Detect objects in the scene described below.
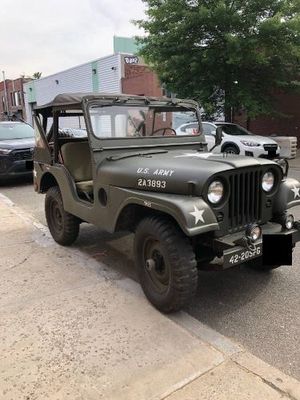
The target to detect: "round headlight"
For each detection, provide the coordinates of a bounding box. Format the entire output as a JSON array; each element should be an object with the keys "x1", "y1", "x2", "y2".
[
  {"x1": 208, "y1": 180, "x2": 224, "y2": 204},
  {"x1": 284, "y1": 214, "x2": 294, "y2": 230},
  {"x1": 262, "y1": 171, "x2": 275, "y2": 192}
]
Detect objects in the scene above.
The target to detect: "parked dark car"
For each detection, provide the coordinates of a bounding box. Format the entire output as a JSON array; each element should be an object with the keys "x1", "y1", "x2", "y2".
[{"x1": 0, "y1": 121, "x2": 35, "y2": 181}]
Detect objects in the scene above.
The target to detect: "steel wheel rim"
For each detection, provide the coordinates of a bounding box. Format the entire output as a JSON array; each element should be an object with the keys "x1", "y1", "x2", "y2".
[
  {"x1": 143, "y1": 238, "x2": 170, "y2": 294},
  {"x1": 50, "y1": 199, "x2": 63, "y2": 233}
]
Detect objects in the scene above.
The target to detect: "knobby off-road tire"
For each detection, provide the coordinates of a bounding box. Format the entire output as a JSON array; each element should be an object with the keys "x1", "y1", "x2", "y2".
[
  {"x1": 45, "y1": 186, "x2": 79, "y2": 246},
  {"x1": 134, "y1": 216, "x2": 198, "y2": 313}
]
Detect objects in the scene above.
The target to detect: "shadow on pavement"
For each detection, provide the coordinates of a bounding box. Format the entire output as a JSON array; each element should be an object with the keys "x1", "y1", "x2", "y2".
[
  {"x1": 0, "y1": 175, "x2": 33, "y2": 188},
  {"x1": 73, "y1": 223, "x2": 274, "y2": 322}
]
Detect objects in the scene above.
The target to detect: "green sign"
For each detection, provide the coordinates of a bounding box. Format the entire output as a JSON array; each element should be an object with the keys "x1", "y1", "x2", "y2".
[{"x1": 113, "y1": 36, "x2": 140, "y2": 54}]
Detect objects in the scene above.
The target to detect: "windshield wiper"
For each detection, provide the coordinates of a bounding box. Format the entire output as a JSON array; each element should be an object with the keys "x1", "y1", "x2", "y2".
[{"x1": 106, "y1": 149, "x2": 168, "y2": 161}]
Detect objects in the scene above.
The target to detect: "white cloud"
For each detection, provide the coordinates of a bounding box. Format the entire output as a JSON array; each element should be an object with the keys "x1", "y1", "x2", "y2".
[{"x1": 0, "y1": 0, "x2": 145, "y2": 79}]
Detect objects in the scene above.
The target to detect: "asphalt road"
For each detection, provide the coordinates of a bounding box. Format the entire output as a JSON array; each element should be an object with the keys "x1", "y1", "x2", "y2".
[{"x1": 1, "y1": 171, "x2": 300, "y2": 380}]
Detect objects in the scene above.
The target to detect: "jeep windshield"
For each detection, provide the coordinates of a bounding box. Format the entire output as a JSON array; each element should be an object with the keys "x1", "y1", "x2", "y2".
[{"x1": 89, "y1": 105, "x2": 200, "y2": 139}]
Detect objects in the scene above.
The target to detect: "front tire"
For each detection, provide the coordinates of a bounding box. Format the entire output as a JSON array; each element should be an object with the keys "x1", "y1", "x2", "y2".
[
  {"x1": 45, "y1": 186, "x2": 80, "y2": 246},
  {"x1": 134, "y1": 216, "x2": 198, "y2": 313}
]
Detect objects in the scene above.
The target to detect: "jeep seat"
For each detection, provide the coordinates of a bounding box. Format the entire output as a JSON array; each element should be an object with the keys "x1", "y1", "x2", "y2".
[{"x1": 60, "y1": 142, "x2": 93, "y2": 195}]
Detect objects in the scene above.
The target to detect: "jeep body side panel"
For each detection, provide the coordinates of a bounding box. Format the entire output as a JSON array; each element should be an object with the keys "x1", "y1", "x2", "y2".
[
  {"x1": 36, "y1": 162, "x2": 219, "y2": 235},
  {"x1": 35, "y1": 163, "x2": 95, "y2": 222}
]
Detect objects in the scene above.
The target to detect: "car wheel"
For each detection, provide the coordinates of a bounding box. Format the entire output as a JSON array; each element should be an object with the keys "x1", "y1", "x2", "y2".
[
  {"x1": 45, "y1": 186, "x2": 80, "y2": 246},
  {"x1": 134, "y1": 216, "x2": 198, "y2": 313},
  {"x1": 223, "y1": 145, "x2": 239, "y2": 155}
]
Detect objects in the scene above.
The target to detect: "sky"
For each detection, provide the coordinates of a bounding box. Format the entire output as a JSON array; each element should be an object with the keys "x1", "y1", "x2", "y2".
[{"x1": 0, "y1": 0, "x2": 146, "y2": 79}]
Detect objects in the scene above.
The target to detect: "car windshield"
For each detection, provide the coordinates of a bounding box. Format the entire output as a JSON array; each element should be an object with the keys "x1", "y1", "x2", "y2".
[
  {"x1": 217, "y1": 123, "x2": 250, "y2": 136},
  {"x1": 89, "y1": 105, "x2": 200, "y2": 138},
  {"x1": 0, "y1": 123, "x2": 34, "y2": 140}
]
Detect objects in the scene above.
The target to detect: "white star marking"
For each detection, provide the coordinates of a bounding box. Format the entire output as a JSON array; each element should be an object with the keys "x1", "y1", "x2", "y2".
[
  {"x1": 175, "y1": 153, "x2": 211, "y2": 159},
  {"x1": 291, "y1": 185, "x2": 300, "y2": 199},
  {"x1": 190, "y1": 206, "x2": 205, "y2": 225}
]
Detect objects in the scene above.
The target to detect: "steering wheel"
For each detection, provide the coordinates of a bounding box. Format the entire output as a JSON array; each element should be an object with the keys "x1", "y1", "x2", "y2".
[{"x1": 152, "y1": 127, "x2": 177, "y2": 136}]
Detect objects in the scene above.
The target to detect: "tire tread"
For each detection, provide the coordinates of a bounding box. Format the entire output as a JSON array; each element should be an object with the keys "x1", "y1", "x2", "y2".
[{"x1": 134, "y1": 216, "x2": 198, "y2": 313}]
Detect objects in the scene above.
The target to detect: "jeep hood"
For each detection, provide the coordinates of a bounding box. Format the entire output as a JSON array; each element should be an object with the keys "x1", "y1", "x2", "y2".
[{"x1": 99, "y1": 149, "x2": 277, "y2": 196}]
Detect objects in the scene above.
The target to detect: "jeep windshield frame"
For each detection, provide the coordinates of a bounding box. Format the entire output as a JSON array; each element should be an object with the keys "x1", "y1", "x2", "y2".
[
  {"x1": 34, "y1": 93, "x2": 207, "y2": 152},
  {"x1": 83, "y1": 98, "x2": 206, "y2": 151}
]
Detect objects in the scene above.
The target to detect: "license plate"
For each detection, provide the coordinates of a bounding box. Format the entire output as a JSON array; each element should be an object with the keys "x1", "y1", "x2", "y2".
[
  {"x1": 223, "y1": 242, "x2": 262, "y2": 268},
  {"x1": 26, "y1": 160, "x2": 33, "y2": 170}
]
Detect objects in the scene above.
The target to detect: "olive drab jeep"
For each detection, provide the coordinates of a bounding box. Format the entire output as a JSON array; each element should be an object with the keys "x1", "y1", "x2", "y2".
[{"x1": 33, "y1": 93, "x2": 300, "y2": 313}]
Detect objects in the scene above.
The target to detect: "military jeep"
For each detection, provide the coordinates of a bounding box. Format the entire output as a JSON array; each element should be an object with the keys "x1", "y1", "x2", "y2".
[{"x1": 33, "y1": 93, "x2": 300, "y2": 312}]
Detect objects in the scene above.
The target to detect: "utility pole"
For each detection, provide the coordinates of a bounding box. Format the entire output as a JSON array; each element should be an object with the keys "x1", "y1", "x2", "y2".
[{"x1": 2, "y1": 71, "x2": 9, "y2": 118}]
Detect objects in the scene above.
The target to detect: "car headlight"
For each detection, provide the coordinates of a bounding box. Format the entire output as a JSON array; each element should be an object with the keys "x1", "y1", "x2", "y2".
[
  {"x1": 240, "y1": 140, "x2": 260, "y2": 147},
  {"x1": 0, "y1": 148, "x2": 12, "y2": 155},
  {"x1": 262, "y1": 171, "x2": 275, "y2": 192},
  {"x1": 208, "y1": 180, "x2": 224, "y2": 204}
]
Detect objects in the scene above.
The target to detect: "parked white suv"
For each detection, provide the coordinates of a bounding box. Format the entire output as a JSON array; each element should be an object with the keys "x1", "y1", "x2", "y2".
[
  {"x1": 203, "y1": 122, "x2": 280, "y2": 158},
  {"x1": 176, "y1": 121, "x2": 280, "y2": 158}
]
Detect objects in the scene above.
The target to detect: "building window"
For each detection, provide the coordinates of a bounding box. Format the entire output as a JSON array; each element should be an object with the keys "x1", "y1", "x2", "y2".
[
  {"x1": 10, "y1": 92, "x2": 15, "y2": 106},
  {"x1": 14, "y1": 91, "x2": 21, "y2": 106}
]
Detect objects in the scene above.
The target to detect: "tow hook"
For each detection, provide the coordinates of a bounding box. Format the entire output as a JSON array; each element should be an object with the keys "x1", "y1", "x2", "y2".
[{"x1": 236, "y1": 236, "x2": 257, "y2": 252}]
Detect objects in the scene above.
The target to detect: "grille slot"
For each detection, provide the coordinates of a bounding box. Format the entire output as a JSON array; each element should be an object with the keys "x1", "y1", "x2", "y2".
[
  {"x1": 11, "y1": 149, "x2": 33, "y2": 161},
  {"x1": 228, "y1": 170, "x2": 262, "y2": 232},
  {"x1": 263, "y1": 144, "x2": 278, "y2": 151}
]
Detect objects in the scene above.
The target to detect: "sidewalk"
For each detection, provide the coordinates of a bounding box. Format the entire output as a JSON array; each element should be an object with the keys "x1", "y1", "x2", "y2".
[{"x1": 0, "y1": 194, "x2": 299, "y2": 400}]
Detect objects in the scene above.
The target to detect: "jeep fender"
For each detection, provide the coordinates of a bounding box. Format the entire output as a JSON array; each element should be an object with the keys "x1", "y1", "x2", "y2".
[
  {"x1": 111, "y1": 187, "x2": 219, "y2": 236},
  {"x1": 273, "y1": 178, "x2": 300, "y2": 214}
]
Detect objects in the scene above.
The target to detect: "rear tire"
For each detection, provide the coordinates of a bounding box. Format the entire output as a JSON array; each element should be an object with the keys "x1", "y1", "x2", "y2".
[
  {"x1": 134, "y1": 216, "x2": 198, "y2": 313},
  {"x1": 45, "y1": 186, "x2": 79, "y2": 246}
]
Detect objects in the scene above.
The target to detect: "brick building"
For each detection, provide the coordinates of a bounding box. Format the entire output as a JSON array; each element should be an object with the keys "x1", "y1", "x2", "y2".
[
  {"x1": 234, "y1": 90, "x2": 300, "y2": 143},
  {"x1": 122, "y1": 64, "x2": 163, "y2": 97},
  {"x1": 0, "y1": 77, "x2": 31, "y2": 121}
]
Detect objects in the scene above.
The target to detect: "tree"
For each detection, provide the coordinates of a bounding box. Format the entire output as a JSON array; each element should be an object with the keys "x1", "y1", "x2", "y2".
[
  {"x1": 32, "y1": 72, "x2": 42, "y2": 79},
  {"x1": 136, "y1": 0, "x2": 300, "y2": 120}
]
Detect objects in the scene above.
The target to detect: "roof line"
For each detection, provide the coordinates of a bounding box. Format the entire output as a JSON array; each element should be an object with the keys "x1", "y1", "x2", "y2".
[{"x1": 24, "y1": 53, "x2": 120, "y2": 84}]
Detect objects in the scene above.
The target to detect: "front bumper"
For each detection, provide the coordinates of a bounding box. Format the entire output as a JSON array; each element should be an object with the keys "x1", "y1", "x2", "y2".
[
  {"x1": 243, "y1": 147, "x2": 279, "y2": 159},
  {"x1": 210, "y1": 222, "x2": 300, "y2": 269},
  {"x1": 0, "y1": 158, "x2": 33, "y2": 179}
]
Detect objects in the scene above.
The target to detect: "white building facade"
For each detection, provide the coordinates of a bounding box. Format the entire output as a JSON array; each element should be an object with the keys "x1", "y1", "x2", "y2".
[{"x1": 23, "y1": 53, "x2": 134, "y2": 124}]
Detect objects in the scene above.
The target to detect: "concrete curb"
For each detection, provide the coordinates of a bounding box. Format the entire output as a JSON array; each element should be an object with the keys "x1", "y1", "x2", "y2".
[
  {"x1": 0, "y1": 192, "x2": 299, "y2": 399},
  {"x1": 171, "y1": 312, "x2": 300, "y2": 400}
]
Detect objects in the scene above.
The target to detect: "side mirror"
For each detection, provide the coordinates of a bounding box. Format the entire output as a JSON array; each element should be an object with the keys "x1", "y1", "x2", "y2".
[
  {"x1": 215, "y1": 126, "x2": 223, "y2": 147},
  {"x1": 209, "y1": 126, "x2": 223, "y2": 152}
]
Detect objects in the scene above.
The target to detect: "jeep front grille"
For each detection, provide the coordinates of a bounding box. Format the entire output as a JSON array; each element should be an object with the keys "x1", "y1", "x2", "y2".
[{"x1": 228, "y1": 170, "x2": 263, "y2": 232}]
